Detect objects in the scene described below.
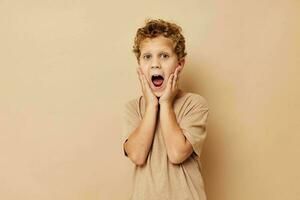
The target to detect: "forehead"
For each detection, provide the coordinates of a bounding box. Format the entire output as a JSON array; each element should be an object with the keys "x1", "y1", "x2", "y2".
[{"x1": 140, "y1": 35, "x2": 175, "y2": 53}]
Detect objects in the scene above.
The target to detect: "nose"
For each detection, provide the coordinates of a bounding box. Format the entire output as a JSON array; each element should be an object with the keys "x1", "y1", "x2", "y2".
[
  {"x1": 150, "y1": 56, "x2": 161, "y2": 69},
  {"x1": 151, "y1": 65, "x2": 161, "y2": 69}
]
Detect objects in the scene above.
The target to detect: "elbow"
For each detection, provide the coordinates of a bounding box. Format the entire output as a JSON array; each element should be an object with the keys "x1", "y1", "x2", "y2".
[
  {"x1": 124, "y1": 142, "x2": 147, "y2": 166},
  {"x1": 169, "y1": 142, "x2": 194, "y2": 164},
  {"x1": 168, "y1": 153, "x2": 184, "y2": 165},
  {"x1": 132, "y1": 155, "x2": 147, "y2": 166},
  {"x1": 169, "y1": 157, "x2": 184, "y2": 165},
  {"x1": 129, "y1": 152, "x2": 147, "y2": 166},
  {"x1": 168, "y1": 150, "x2": 191, "y2": 165},
  {"x1": 134, "y1": 158, "x2": 146, "y2": 166}
]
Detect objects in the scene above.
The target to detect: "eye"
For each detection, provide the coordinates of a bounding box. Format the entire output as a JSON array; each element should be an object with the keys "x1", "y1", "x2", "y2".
[
  {"x1": 160, "y1": 53, "x2": 169, "y2": 59},
  {"x1": 143, "y1": 54, "x2": 151, "y2": 60}
]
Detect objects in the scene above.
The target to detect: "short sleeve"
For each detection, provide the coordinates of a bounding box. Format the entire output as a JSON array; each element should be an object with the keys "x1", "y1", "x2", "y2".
[
  {"x1": 121, "y1": 100, "x2": 141, "y2": 157},
  {"x1": 179, "y1": 96, "x2": 209, "y2": 158}
]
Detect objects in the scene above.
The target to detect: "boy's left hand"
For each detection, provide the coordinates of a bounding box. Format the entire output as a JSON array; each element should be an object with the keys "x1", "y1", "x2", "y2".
[{"x1": 159, "y1": 66, "x2": 183, "y2": 105}]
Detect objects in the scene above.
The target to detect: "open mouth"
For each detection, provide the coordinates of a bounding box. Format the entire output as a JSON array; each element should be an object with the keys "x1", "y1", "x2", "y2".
[{"x1": 151, "y1": 74, "x2": 164, "y2": 88}]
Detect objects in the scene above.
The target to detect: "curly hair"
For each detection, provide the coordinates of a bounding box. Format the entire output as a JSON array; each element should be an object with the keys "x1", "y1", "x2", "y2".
[{"x1": 132, "y1": 18, "x2": 187, "y2": 63}]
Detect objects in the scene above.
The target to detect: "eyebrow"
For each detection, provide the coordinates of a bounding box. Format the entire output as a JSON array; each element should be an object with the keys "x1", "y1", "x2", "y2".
[{"x1": 141, "y1": 50, "x2": 171, "y2": 56}]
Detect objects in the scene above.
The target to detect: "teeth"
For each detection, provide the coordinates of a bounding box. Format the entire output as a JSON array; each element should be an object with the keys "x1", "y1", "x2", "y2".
[
  {"x1": 152, "y1": 74, "x2": 163, "y2": 78},
  {"x1": 151, "y1": 74, "x2": 164, "y2": 81}
]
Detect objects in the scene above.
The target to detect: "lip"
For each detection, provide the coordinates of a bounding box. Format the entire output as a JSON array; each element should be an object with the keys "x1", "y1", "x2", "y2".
[
  {"x1": 152, "y1": 82, "x2": 164, "y2": 90},
  {"x1": 150, "y1": 73, "x2": 164, "y2": 79}
]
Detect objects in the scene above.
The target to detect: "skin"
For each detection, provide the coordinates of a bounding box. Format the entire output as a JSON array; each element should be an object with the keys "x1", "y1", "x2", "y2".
[
  {"x1": 138, "y1": 35, "x2": 184, "y2": 100},
  {"x1": 124, "y1": 35, "x2": 194, "y2": 165}
]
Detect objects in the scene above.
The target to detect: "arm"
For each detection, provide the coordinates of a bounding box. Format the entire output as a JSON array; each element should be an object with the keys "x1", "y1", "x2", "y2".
[
  {"x1": 124, "y1": 104, "x2": 158, "y2": 166},
  {"x1": 158, "y1": 65, "x2": 193, "y2": 164},
  {"x1": 124, "y1": 67, "x2": 160, "y2": 166},
  {"x1": 160, "y1": 102, "x2": 193, "y2": 164}
]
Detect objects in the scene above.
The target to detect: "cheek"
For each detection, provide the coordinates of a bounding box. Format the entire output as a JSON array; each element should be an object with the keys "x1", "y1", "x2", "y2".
[
  {"x1": 140, "y1": 68, "x2": 151, "y2": 82},
  {"x1": 139, "y1": 64, "x2": 148, "y2": 72},
  {"x1": 171, "y1": 65, "x2": 179, "y2": 73},
  {"x1": 138, "y1": 66, "x2": 147, "y2": 75},
  {"x1": 165, "y1": 69, "x2": 174, "y2": 78},
  {"x1": 165, "y1": 64, "x2": 178, "y2": 74}
]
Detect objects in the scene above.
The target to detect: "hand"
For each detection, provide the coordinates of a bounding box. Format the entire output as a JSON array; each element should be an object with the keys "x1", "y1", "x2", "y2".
[
  {"x1": 159, "y1": 66, "x2": 183, "y2": 105},
  {"x1": 136, "y1": 67, "x2": 159, "y2": 108}
]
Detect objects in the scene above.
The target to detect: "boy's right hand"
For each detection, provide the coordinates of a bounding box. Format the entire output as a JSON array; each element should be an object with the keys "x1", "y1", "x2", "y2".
[{"x1": 137, "y1": 67, "x2": 159, "y2": 108}]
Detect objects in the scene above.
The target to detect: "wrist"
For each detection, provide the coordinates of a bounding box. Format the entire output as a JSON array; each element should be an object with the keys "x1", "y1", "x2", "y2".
[
  {"x1": 159, "y1": 101, "x2": 173, "y2": 109},
  {"x1": 146, "y1": 103, "x2": 159, "y2": 112}
]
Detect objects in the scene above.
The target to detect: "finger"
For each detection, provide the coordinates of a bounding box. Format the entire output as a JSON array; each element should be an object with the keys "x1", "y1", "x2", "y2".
[
  {"x1": 176, "y1": 67, "x2": 182, "y2": 88},
  {"x1": 136, "y1": 68, "x2": 141, "y2": 84},
  {"x1": 173, "y1": 68, "x2": 179, "y2": 89},
  {"x1": 138, "y1": 68, "x2": 155, "y2": 96},
  {"x1": 168, "y1": 73, "x2": 174, "y2": 90},
  {"x1": 140, "y1": 73, "x2": 153, "y2": 95},
  {"x1": 136, "y1": 68, "x2": 142, "y2": 84},
  {"x1": 142, "y1": 74, "x2": 151, "y2": 90},
  {"x1": 136, "y1": 68, "x2": 144, "y2": 91},
  {"x1": 173, "y1": 67, "x2": 181, "y2": 89},
  {"x1": 175, "y1": 74, "x2": 179, "y2": 89},
  {"x1": 172, "y1": 75, "x2": 177, "y2": 90}
]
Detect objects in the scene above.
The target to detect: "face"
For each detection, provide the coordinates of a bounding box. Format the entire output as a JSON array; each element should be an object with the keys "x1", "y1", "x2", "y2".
[{"x1": 138, "y1": 35, "x2": 185, "y2": 97}]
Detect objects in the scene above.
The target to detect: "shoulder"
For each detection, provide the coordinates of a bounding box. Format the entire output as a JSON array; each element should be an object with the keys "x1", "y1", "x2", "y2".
[
  {"x1": 123, "y1": 95, "x2": 143, "y2": 113},
  {"x1": 185, "y1": 92, "x2": 209, "y2": 110}
]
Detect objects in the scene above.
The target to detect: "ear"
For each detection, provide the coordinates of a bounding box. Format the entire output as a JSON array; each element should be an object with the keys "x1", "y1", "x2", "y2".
[{"x1": 178, "y1": 57, "x2": 185, "y2": 69}]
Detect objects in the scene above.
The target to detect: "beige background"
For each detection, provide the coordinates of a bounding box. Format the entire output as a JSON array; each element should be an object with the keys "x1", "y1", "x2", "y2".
[{"x1": 0, "y1": 0, "x2": 299, "y2": 199}]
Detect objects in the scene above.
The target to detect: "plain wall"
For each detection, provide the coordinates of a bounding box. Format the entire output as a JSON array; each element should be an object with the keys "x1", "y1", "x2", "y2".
[{"x1": 0, "y1": 0, "x2": 299, "y2": 199}]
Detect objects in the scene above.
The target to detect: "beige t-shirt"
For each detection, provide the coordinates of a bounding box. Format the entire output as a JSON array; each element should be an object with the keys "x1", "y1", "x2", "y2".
[{"x1": 121, "y1": 92, "x2": 209, "y2": 200}]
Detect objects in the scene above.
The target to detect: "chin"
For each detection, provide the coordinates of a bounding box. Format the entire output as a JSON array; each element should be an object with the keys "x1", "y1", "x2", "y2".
[
  {"x1": 152, "y1": 83, "x2": 166, "y2": 97},
  {"x1": 153, "y1": 91, "x2": 163, "y2": 97}
]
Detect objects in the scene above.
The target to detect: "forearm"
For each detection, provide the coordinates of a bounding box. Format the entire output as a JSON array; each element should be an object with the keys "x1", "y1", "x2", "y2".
[
  {"x1": 125, "y1": 105, "x2": 158, "y2": 165},
  {"x1": 159, "y1": 103, "x2": 189, "y2": 163}
]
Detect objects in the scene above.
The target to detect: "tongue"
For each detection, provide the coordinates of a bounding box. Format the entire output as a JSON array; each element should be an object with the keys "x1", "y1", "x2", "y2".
[{"x1": 153, "y1": 79, "x2": 163, "y2": 87}]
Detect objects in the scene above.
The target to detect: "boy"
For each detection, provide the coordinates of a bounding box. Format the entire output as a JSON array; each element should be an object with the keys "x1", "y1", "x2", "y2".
[{"x1": 122, "y1": 18, "x2": 209, "y2": 200}]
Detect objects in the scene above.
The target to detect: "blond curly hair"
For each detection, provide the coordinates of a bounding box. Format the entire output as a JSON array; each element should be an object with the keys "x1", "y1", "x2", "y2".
[{"x1": 132, "y1": 18, "x2": 187, "y2": 63}]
